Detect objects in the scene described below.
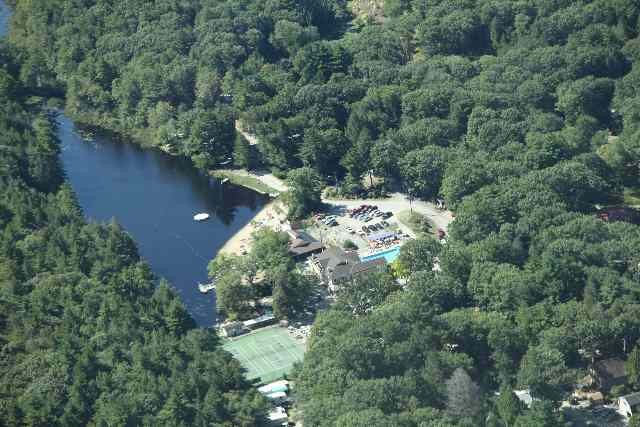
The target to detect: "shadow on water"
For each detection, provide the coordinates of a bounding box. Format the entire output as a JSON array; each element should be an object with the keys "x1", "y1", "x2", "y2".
[
  {"x1": 56, "y1": 113, "x2": 268, "y2": 327},
  {"x1": 0, "y1": 0, "x2": 266, "y2": 327}
]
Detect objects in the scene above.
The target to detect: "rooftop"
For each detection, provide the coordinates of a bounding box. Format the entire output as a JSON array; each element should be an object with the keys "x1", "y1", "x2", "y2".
[
  {"x1": 330, "y1": 258, "x2": 386, "y2": 281},
  {"x1": 594, "y1": 358, "x2": 627, "y2": 380},
  {"x1": 314, "y1": 247, "x2": 360, "y2": 270},
  {"x1": 288, "y1": 230, "x2": 325, "y2": 257},
  {"x1": 621, "y1": 392, "x2": 640, "y2": 407}
]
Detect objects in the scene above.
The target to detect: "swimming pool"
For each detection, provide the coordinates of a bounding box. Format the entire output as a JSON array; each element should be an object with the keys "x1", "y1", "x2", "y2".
[{"x1": 361, "y1": 246, "x2": 401, "y2": 263}]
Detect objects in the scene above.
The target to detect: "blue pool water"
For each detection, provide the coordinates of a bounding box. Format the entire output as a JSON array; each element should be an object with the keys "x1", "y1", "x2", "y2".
[{"x1": 361, "y1": 246, "x2": 401, "y2": 263}]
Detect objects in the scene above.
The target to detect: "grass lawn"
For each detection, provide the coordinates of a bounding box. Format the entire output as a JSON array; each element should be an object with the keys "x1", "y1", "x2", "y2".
[
  {"x1": 396, "y1": 210, "x2": 433, "y2": 235},
  {"x1": 223, "y1": 326, "x2": 305, "y2": 384},
  {"x1": 211, "y1": 170, "x2": 279, "y2": 195},
  {"x1": 623, "y1": 187, "x2": 640, "y2": 207}
]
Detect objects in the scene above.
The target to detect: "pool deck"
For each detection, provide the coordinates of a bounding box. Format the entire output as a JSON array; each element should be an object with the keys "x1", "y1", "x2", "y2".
[{"x1": 360, "y1": 245, "x2": 401, "y2": 263}]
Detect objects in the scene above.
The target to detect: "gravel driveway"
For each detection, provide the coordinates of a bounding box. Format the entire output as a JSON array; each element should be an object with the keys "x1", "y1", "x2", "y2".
[
  {"x1": 322, "y1": 192, "x2": 454, "y2": 236},
  {"x1": 220, "y1": 168, "x2": 455, "y2": 236}
]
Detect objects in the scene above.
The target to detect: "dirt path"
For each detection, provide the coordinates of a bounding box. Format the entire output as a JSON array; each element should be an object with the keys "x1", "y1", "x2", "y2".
[
  {"x1": 216, "y1": 170, "x2": 453, "y2": 233},
  {"x1": 220, "y1": 168, "x2": 289, "y2": 194},
  {"x1": 235, "y1": 120, "x2": 261, "y2": 146}
]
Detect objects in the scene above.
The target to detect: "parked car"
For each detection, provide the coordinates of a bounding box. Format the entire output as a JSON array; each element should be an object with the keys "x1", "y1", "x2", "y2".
[
  {"x1": 382, "y1": 212, "x2": 393, "y2": 219},
  {"x1": 363, "y1": 216, "x2": 373, "y2": 222},
  {"x1": 323, "y1": 215, "x2": 337, "y2": 224},
  {"x1": 381, "y1": 220, "x2": 389, "y2": 227},
  {"x1": 437, "y1": 228, "x2": 446, "y2": 240},
  {"x1": 374, "y1": 210, "x2": 384, "y2": 217},
  {"x1": 362, "y1": 225, "x2": 368, "y2": 232},
  {"x1": 345, "y1": 226, "x2": 355, "y2": 233}
]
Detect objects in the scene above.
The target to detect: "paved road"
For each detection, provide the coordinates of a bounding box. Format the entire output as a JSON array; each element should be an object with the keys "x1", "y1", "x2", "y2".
[
  {"x1": 223, "y1": 169, "x2": 454, "y2": 235},
  {"x1": 323, "y1": 192, "x2": 454, "y2": 235},
  {"x1": 219, "y1": 168, "x2": 289, "y2": 193},
  {"x1": 231, "y1": 125, "x2": 454, "y2": 233}
]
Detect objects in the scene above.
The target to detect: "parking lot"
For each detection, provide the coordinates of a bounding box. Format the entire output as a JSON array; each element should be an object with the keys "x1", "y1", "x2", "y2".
[{"x1": 308, "y1": 204, "x2": 412, "y2": 255}]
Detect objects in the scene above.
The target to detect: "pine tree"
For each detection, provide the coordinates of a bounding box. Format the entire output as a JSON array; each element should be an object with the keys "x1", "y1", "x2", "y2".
[
  {"x1": 627, "y1": 344, "x2": 640, "y2": 389},
  {"x1": 446, "y1": 368, "x2": 482, "y2": 419},
  {"x1": 233, "y1": 134, "x2": 252, "y2": 169},
  {"x1": 496, "y1": 385, "x2": 523, "y2": 426}
]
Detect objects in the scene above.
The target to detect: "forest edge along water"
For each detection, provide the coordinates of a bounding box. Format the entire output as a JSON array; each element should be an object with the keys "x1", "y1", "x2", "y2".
[
  {"x1": 0, "y1": 3, "x2": 268, "y2": 327},
  {"x1": 57, "y1": 116, "x2": 268, "y2": 327}
]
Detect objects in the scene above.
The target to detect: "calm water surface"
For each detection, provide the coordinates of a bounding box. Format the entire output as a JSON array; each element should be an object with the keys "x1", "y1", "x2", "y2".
[
  {"x1": 0, "y1": 1, "x2": 9, "y2": 37},
  {"x1": 0, "y1": 0, "x2": 264, "y2": 327},
  {"x1": 58, "y1": 117, "x2": 267, "y2": 327}
]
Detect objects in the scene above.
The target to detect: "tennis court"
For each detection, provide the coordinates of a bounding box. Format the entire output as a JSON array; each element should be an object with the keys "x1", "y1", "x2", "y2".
[{"x1": 223, "y1": 326, "x2": 306, "y2": 384}]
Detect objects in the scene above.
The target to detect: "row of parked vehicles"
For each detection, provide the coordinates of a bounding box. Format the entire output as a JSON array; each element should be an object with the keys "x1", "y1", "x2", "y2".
[
  {"x1": 362, "y1": 221, "x2": 389, "y2": 233},
  {"x1": 314, "y1": 213, "x2": 339, "y2": 226},
  {"x1": 349, "y1": 205, "x2": 392, "y2": 222},
  {"x1": 342, "y1": 221, "x2": 389, "y2": 235}
]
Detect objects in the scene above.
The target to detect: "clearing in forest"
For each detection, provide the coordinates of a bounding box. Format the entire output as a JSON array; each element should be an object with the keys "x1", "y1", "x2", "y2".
[{"x1": 223, "y1": 326, "x2": 305, "y2": 384}]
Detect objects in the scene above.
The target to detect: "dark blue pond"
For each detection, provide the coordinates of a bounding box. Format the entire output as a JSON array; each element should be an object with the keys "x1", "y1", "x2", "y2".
[
  {"x1": 57, "y1": 116, "x2": 267, "y2": 327},
  {"x1": 1, "y1": 0, "x2": 265, "y2": 327}
]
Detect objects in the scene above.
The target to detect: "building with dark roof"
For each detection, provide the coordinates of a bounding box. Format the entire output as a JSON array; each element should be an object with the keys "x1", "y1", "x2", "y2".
[
  {"x1": 590, "y1": 358, "x2": 627, "y2": 391},
  {"x1": 311, "y1": 247, "x2": 387, "y2": 292},
  {"x1": 287, "y1": 230, "x2": 325, "y2": 259},
  {"x1": 597, "y1": 207, "x2": 640, "y2": 224}
]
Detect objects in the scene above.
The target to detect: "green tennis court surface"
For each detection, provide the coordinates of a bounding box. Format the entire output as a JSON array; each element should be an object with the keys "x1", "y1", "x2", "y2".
[{"x1": 223, "y1": 326, "x2": 306, "y2": 384}]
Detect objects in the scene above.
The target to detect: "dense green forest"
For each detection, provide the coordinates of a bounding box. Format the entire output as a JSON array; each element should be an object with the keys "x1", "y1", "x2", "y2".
[
  {"x1": 0, "y1": 42, "x2": 266, "y2": 426},
  {"x1": 7, "y1": 0, "x2": 640, "y2": 425}
]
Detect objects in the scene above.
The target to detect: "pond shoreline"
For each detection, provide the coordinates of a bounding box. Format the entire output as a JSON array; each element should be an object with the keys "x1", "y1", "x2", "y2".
[{"x1": 56, "y1": 112, "x2": 269, "y2": 327}]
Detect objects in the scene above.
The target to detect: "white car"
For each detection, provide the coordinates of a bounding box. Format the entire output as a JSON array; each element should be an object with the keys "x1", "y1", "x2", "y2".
[
  {"x1": 345, "y1": 226, "x2": 355, "y2": 233},
  {"x1": 322, "y1": 215, "x2": 337, "y2": 224}
]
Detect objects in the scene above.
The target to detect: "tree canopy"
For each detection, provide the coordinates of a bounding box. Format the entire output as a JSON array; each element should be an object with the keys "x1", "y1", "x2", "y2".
[
  {"x1": 0, "y1": 41, "x2": 266, "y2": 426},
  {"x1": 7, "y1": 0, "x2": 640, "y2": 425}
]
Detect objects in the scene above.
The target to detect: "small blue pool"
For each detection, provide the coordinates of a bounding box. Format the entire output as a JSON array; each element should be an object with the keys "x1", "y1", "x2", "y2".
[{"x1": 361, "y1": 246, "x2": 401, "y2": 263}]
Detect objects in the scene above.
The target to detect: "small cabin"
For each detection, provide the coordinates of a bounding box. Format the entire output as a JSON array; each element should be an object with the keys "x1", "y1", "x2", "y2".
[
  {"x1": 589, "y1": 358, "x2": 627, "y2": 391},
  {"x1": 219, "y1": 321, "x2": 245, "y2": 338}
]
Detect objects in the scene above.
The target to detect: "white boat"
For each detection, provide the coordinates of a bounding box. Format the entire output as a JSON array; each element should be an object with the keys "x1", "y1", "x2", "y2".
[
  {"x1": 198, "y1": 282, "x2": 216, "y2": 293},
  {"x1": 193, "y1": 213, "x2": 210, "y2": 221},
  {"x1": 221, "y1": 178, "x2": 230, "y2": 184}
]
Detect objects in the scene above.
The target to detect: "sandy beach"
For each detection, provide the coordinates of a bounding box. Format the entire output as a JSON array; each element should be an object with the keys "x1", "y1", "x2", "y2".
[{"x1": 217, "y1": 200, "x2": 288, "y2": 256}]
